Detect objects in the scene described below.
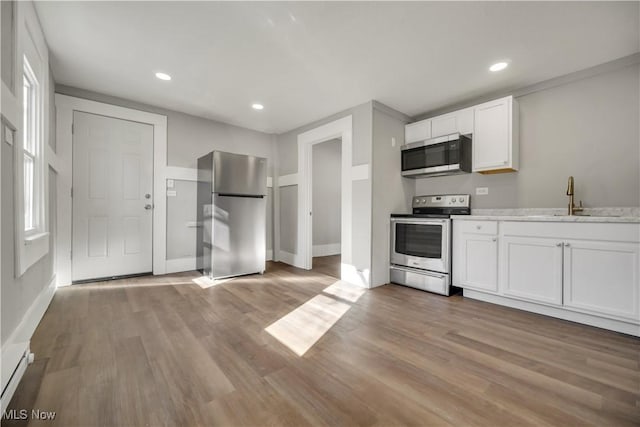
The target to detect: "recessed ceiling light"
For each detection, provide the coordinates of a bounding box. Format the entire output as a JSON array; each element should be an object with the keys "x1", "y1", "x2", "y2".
[
  {"x1": 489, "y1": 62, "x2": 509, "y2": 72},
  {"x1": 155, "y1": 72, "x2": 171, "y2": 81},
  {"x1": 252, "y1": 103, "x2": 264, "y2": 110}
]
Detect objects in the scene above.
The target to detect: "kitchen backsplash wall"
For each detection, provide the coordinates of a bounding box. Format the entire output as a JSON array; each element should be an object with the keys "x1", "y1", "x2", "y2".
[{"x1": 414, "y1": 62, "x2": 639, "y2": 208}]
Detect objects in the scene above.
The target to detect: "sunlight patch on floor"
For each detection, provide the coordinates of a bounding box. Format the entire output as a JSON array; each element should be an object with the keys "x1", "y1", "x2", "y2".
[
  {"x1": 192, "y1": 276, "x2": 235, "y2": 289},
  {"x1": 265, "y1": 294, "x2": 351, "y2": 356},
  {"x1": 322, "y1": 280, "x2": 366, "y2": 303},
  {"x1": 265, "y1": 280, "x2": 367, "y2": 356}
]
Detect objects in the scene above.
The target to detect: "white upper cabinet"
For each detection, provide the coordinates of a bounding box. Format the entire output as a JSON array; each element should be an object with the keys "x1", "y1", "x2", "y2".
[
  {"x1": 431, "y1": 108, "x2": 474, "y2": 138},
  {"x1": 473, "y1": 96, "x2": 519, "y2": 173},
  {"x1": 405, "y1": 119, "x2": 431, "y2": 144}
]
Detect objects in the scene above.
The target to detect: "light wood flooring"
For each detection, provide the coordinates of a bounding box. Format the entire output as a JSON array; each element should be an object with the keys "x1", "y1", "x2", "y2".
[
  {"x1": 312, "y1": 255, "x2": 341, "y2": 279},
  {"x1": 4, "y1": 261, "x2": 639, "y2": 426}
]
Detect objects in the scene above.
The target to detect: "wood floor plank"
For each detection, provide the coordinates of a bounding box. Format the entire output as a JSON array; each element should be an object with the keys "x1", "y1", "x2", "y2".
[{"x1": 4, "y1": 260, "x2": 639, "y2": 426}]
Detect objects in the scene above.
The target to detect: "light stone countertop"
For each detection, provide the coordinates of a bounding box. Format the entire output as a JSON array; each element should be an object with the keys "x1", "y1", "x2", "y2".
[{"x1": 451, "y1": 207, "x2": 640, "y2": 223}]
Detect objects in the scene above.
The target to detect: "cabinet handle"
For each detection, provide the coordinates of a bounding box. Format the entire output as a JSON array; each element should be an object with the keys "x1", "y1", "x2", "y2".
[
  {"x1": 556, "y1": 243, "x2": 562, "y2": 247},
  {"x1": 476, "y1": 225, "x2": 482, "y2": 230},
  {"x1": 564, "y1": 242, "x2": 570, "y2": 247},
  {"x1": 492, "y1": 237, "x2": 497, "y2": 242}
]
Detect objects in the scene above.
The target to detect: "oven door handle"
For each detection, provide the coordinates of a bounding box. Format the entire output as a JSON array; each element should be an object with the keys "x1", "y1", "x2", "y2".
[{"x1": 391, "y1": 218, "x2": 448, "y2": 225}]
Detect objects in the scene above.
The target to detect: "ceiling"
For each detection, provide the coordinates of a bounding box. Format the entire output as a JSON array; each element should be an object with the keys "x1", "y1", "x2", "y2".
[{"x1": 35, "y1": 1, "x2": 639, "y2": 134}]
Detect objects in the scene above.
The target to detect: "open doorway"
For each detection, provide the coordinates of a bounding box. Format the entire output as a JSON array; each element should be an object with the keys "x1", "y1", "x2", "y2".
[{"x1": 311, "y1": 138, "x2": 342, "y2": 279}]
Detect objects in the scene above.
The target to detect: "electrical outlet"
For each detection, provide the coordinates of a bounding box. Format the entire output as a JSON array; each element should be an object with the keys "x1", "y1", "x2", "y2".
[{"x1": 476, "y1": 187, "x2": 489, "y2": 195}]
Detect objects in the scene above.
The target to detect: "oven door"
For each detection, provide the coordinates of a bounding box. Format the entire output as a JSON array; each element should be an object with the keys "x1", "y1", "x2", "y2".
[{"x1": 390, "y1": 218, "x2": 450, "y2": 273}]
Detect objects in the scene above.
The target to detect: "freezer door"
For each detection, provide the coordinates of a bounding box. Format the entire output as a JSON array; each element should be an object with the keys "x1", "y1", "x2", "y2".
[
  {"x1": 213, "y1": 151, "x2": 267, "y2": 196},
  {"x1": 210, "y1": 194, "x2": 266, "y2": 279}
]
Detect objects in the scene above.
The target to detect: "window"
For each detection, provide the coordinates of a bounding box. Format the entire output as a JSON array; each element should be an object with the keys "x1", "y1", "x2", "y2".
[{"x1": 22, "y1": 56, "x2": 39, "y2": 233}]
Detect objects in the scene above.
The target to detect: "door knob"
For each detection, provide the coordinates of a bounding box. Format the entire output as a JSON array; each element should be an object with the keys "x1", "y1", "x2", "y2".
[
  {"x1": 144, "y1": 204, "x2": 153, "y2": 210},
  {"x1": 145, "y1": 193, "x2": 151, "y2": 199}
]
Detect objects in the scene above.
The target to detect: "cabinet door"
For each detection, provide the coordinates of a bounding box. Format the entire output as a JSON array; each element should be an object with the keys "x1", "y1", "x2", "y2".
[
  {"x1": 405, "y1": 119, "x2": 431, "y2": 143},
  {"x1": 501, "y1": 236, "x2": 563, "y2": 305},
  {"x1": 563, "y1": 240, "x2": 639, "y2": 323},
  {"x1": 454, "y1": 233, "x2": 498, "y2": 292},
  {"x1": 457, "y1": 108, "x2": 474, "y2": 135},
  {"x1": 473, "y1": 97, "x2": 511, "y2": 171},
  {"x1": 431, "y1": 114, "x2": 457, "y2": 138}
]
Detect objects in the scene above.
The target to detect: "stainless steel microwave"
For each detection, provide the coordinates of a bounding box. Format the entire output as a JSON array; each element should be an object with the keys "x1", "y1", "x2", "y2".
[{"x1": 401, "y1": 133, "x2": 472, "y2": 178}]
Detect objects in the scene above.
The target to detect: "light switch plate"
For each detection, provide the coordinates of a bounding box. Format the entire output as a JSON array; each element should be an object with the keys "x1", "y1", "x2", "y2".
[
  {"x1": 167, "y1": 190, "x2": 177, "y2": 197},
  {"x1": 4, "y1": 126, "x2": 14, "y2": 146},
  {"x1": 476, "y1": 187, "x2": 489, "y2": 195},
  {"x1": 167, "y1": 179, "x2": 174, "y2": 188}
]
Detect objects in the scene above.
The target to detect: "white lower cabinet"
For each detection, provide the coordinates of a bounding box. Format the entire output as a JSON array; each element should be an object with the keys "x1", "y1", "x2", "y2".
[
  {"x1": 563, "y1": 240, "x2": 639, "y2": 322},
  {"x1": 501, "y1": 236, "x2": 563, "y2": 306},
  {"x1": 453, "y1": 223, "x2": 498, "y2": 292},
  {"x1": 453, "y1": 219, "x2": 640, "y2": 334}
]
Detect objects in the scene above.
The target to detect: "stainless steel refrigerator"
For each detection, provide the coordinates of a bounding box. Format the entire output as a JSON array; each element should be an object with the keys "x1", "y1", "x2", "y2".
[{"x1": 197, "y1": 151, "x2": 267, "y2": 279}]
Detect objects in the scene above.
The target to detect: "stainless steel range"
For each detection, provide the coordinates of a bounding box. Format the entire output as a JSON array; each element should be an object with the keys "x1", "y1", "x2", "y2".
[{"x1": 390, "y1": 194, "x2": 470, "y2": 295}]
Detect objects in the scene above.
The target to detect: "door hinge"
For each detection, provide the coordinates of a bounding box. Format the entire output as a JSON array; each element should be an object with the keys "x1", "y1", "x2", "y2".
[
  {"x1": 70, "y1": 187, "x2": 73, "y2": 197},
  {"x1": 71, "y1": 123, "x2": 74, "y2": 134}
]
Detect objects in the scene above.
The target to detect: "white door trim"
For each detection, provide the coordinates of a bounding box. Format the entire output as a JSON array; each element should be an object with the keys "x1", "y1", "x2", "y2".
[
  {"x1": 297, "y1": 116, "x2": 352, "y2": 271},
  {"x1": 55, "y1": 94, "x2": 168, "y2": 286}
]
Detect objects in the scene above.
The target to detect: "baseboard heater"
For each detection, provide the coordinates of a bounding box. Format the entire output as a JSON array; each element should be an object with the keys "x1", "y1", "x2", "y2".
[{"x1": 1, "y1": 348, "x2": 34, "y2": 413}]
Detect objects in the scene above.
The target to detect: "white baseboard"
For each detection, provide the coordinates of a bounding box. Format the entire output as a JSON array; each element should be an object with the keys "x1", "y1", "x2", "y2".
[
  {"x1": 165, "y1": 256, "x2": 197, "y2": 274},
  {"x1": 278, "y1": 250, "x2": 306, "y2": 269},
  {"x1": 312, "y1": 243, "x2": 341, "y2": 257},
  {"x1": 266, "y1": 249, "x2": 273, "y2": 261},
  {"x1": 1, "y1": 275, "x2": 56, "y2": 412},
  {"x1": 464, "y1": 289, "x2": 640, "y2": 337}
]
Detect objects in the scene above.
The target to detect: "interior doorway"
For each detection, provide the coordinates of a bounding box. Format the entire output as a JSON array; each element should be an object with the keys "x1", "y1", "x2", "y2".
[{"x1": 311, "y1": 138, "x2": 342, "y2": 279}]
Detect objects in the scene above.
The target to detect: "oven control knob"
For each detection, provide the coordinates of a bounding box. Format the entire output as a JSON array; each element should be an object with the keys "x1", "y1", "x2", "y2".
[
  {"x1": 421, "y1": 199, "x2": 426, "y2": 203},
  {"x1": 459, "y1": 197, "x2": 464, "y2": 202}
]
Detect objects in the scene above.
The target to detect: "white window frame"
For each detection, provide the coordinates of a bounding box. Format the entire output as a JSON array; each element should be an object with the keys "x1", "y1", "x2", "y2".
[{"x1": 14, "y1": 4, "x2": 49, "y2": 276}]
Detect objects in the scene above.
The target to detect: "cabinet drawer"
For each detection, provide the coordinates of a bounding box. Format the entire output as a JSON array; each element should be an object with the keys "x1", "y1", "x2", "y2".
[{"x1": 458, "y1": 220, "x2": 498, "y2": 235}]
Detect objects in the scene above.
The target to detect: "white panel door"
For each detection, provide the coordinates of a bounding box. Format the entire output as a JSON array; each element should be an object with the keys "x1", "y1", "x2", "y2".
[
  {"x1": 473, "y1": 98, "x2": 510, "y2": 171},
  {"x1": 563, "y1": 240, "x2": 639, "y2": 323},
  {"x1": 501, "y1": 236, "x2": 563, "y2": 306},
  {"x1": 454, "y1": 233, "x2": 499, "y2": 292},
  {"x1": 72, "y1": 111, "x2": 153, "y2": 281}
]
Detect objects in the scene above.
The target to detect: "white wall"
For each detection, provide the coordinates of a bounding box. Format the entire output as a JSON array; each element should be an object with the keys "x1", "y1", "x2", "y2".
[
  {"x1": 275, "y1": 102, "x2": 373, "y2": 285},
  {"x1": 414, "y1": 61, "x2": 640, "y2": 209},
  {"x1": 1, "y1": 0, "x2": 57, "y2": 406},
  {"x1": 370, "y1": 107, "x2": 412, "y2": 287},
  {"x1": 312, "y1": 139, "x2": 341, "y2": 254},
  {"x1": 55, "y1": 85, "x2": 277, "y2": 265}
]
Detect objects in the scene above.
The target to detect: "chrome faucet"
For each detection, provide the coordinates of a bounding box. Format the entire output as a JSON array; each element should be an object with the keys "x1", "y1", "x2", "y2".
[{"x1": 566, "y1": 176, "x2": 583, "y2": 216}]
